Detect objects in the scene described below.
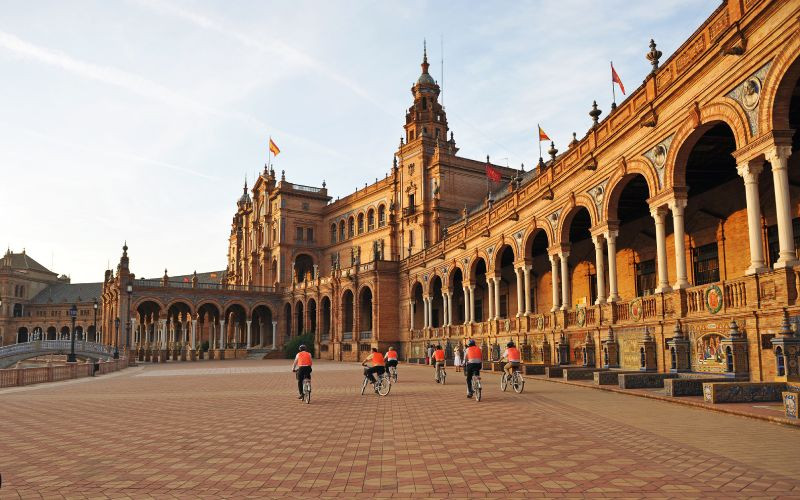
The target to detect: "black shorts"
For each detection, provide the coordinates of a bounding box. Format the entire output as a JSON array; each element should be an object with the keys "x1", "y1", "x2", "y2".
[{"x1": 386, "y1": 359, "x2": 398, "y2": 368}]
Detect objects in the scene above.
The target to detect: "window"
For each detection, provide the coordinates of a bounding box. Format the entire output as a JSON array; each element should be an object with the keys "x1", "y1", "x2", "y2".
[
  {"x1": 499, "y1": 295, "x2": 507, "y2": 318},
  {"x1": 330, "y1": 224, "x2": 337, "y2": 244},
  {"x1": 378, "y1": 205, "x2": 386, "y2": 227},
  {"x1": 357, "y1": 213, "x2": 364, "y2": 234},
  {"x1": 409, "y1": 230, "x2": 414, "y2": 248},
  {"x1": 367, "y1": 210, "x2": 375, "y2": 231},
  {"x1": 306, "y1": 228, "x2": 313, "y2": 242},
  {"x1": 693, "y1": 243, "x2": 720, "y2": 286},
  {"x1": 588, "y1": 273, "x2": 597, "y2": 304},
  {"x1": 339, "y1": 221, "x2": 345, "y2": 241},
  {"x1": 296, "y1": 227, "x2": 304, "y2": 241},
  {"x1": 635, "y1": 259, "x2": 656, "y2": 296},
  {"x1": 408, "y1": 193, "x2": 415, "y2": 213},
  {"x1": 342, "y1": 343, "x2": 352, "y2": 352},
  {"x1": 767, "y1": 218, "x2": 800, "y2": 266},
  {"x1": 348, "y1": 217, "x2": 355, "y2": 238}
]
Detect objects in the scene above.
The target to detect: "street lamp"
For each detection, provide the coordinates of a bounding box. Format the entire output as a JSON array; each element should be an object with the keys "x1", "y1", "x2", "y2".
[
  {"x1": 113, "y1": 317, "x2": 120, "y2": 359},
  {"x1": 67, "y1": 304, "x2": 78, "y2": 363},
  {"x1": 92, "y1": 298, "x2": 98, "y2": 343},
  {"x1": 126, "y1": 284, "x2": 133, "y2": 357}
]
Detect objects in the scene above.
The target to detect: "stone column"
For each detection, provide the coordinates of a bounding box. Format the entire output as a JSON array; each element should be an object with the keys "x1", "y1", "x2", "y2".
[
  {"x1": 446, "y1": 292, "x2": 453, "y2": 326},
  {"x1": 560, "y1": 250, "x2": 570, "y2": 310},
  {"x1": 409, "y1": 300, "x2": 415, "y2": 330},
  {"x1": 605, "y1": 230, "x2": 620, "y2": 301},
  {"x1": 246, "y1": 320, "x2": 252, "y2": 348},
  {"x1": 486, "y1": 277, "x2": 495, "y2": 320},
  {"x1": 271, "y1": 320, "x2": 277, "y2": 348},
  {"x1": 494, "y1": 276, "x2": 501, "y2": 319},
  {"x1": 219, "y1": 319, "x2": 226, "y2": 349},
  {"x1": 549, "y1": 254, "x2": 560, "y2": 311},
  {"x1": 468, "y1": 285, "x2": 476, "y2": 323},
  {"x1": 767, "y1": 146, "x2": 798, "y2": 268},
  {"x1": 190, "y1": 319, "x2": 196, "y2": 350},
  {"x1": 523, "y1": 265, "x2": 532, "y2": 315},
  {"x1": 737, "y1": 161, "x2": 768, "y2": 274},
  {"x1": 592, "y1": 235, "x2": 606, "y2": 304},
  {"x1": 463, "y1": 286, "x2": 470, "y2": 323},
  {"x1": 515, "y1": 267, "x2": 524, "y2": 317},
  {"x1": 441, "y1": 292, "x2": 449, "y2": 326},
  {"x1": 160, "y1": 319, "x2": 167, "y2": 346},
  {"x1": 130, "y1": 318, "x2": 138, "y2": 347},
  {"x1": 651, "y1": 206, "x2": 671, "y2": 293},
  {"x1": 669, "y1": 198, "x2": 690, "y2": 288},
  {"x1": 422, "y1": 297, "x2": 429, "y2": 328}
]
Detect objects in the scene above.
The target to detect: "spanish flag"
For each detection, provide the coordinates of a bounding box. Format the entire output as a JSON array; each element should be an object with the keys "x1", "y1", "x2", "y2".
[
  {"x1": 538, "y1": 125, "x2": 551, "y2": 142},
  {"x1": 269, "y1": 137, "x2": 280, "y2": 157}
]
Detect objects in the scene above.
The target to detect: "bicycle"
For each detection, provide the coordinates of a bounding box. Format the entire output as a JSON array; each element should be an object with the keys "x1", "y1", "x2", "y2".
[
  {"x1": 500, "y1": 367, "x2": 525, "y2": 393},
  {"x1": 435, "y1": 363, "x2": 446, "y2": 384},
  {"x1": 302, "y1": 377, "x2": 312, "y2": 404},
  {"x1": 471, "y1": 374, "x2": 482, "y2": 402},
  {"x1": 361, "y1": 371, "x2": 391, "y2": 396},
  {"x1": 387, "y1": 364, "x2": 398, "y2": 383}
]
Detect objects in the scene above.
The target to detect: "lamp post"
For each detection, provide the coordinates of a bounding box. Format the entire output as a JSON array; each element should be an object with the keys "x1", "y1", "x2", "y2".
[
  {"x1": 67, "y1": 304, "x2": 78, "y2": 363},
  {"x1": 113, "y1": 317, "x2": 120, "y2": 359},
  {"x1": 126, "y1": 284, "x2": 133, "y2": 356},
  {"x1": 92, "y1": 298, "x2": 98, "y2": 343}
]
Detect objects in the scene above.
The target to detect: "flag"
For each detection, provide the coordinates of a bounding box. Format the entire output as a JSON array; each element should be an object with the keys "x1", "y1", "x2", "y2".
[
  {"x1": 269, "y1": 138, "x2": 280, "y2": 156},
  {"x1": 538, "y1": 125, "x2": 550, "y2": 142},
  {"x1": 611, "y1": 63, "x2": 626, "y2": 95},
  {"x1": 183, "y1": 277, "x2": 189, "y2": 283},
  {"x1": 486, "y1": 164, "x2": 502, "y2": 183}
]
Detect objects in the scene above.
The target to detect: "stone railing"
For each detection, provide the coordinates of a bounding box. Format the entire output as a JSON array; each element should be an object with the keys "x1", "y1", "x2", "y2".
[
  {"x1": 342, "y1": 331, "x2": 353, "y2": 340},
  {"x1": 0, "y1": 358, "x2": 128, "y2": 389},
  {"x1": 359, "y1": 331, "x2": 372, "y2": 340}
]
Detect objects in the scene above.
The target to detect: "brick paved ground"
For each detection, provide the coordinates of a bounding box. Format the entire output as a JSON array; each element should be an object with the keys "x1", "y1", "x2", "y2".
[{"x1": 1, "y1": 360, "x2": 799, "y2": 499}]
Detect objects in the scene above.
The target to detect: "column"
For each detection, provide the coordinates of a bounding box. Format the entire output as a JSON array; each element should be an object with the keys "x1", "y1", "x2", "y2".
[
  {"x1": 409, "y1": 300, "x2": 415, "y2": 330},
  {"x1": 592, "y1": 234, "x2": 606, "y2": 304},
  {"x1": 446, "y1": 292, "x2": 453, "y2": 326},
  {"x1": 651, "y1": 206, "x2": 672, "y2": 292},
  {"x1": 271, "y1": 320, "x2": 277, "y2": 348},
  {"x1": 487, "y1": 277, "x2": 495, "y2": 320},
  {"x1": 219, "y1": 319, "x2": 226, "y2": 349},
  {"x1": 190, "y1": 319, "x2": 196, "y2": 350},
  {"x1": 468, "y1": 285, "x2": 476, "y2": 323},
  {"x1": 669, "y1": 198, "x2": 690, "y2": 288},
  {"x1": 549, "y1": 254, "x2": 560, "y2": 311},
  {"x1": 426, "y1": 297, "x2": 433, "y2": 327},
  {"x1": 160, "y1": 319, "x2": 167, "y2": 346},
  {"x1": 130, "y1": 318, "x2": 137, "y2": 347},
  {"x1": 767, "y1": 146, "x2": 798, "y2": 268},
  {"x1": 246, "y1": 320, "x2": 252, "y2": 348},
  {"x1": 523, "y1": 265, "x2": 532, "y2": 315},
  {"x1": 738, "y1": 161, "x2": 768, "y2": 274},
  {"x1": 560, "y1": 250, "x2": 570, "y2": 310},
  {"x1": 441, "y1": 292, "x2": 449, "y2": 326},
  {"x1": 605, "y1": 230, "x2": 620, "y2": 301},
  {"x1": 463, "y1": 286, "x2": 470, "y2": 324},
  {"x1": 422, "y1": 297, "x2": 429, "y2": 328},
  {"x1": 515, "y1": 267, "x2": 524, "y2": 317}
]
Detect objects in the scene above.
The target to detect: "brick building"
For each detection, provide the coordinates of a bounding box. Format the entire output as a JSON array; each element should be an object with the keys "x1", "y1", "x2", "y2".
[{"x1": 104, "y1": 0, "x2": 800, "y2": 380}]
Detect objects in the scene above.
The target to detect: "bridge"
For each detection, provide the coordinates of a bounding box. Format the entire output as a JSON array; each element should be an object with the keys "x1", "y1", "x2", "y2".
[{"x1": 0, "y1": 340, "x2": 115, "y2": 368}]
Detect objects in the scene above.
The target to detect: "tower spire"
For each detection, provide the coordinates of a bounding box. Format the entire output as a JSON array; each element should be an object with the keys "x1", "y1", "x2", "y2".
[{"x1": 421, "y1": 39, "x2": 429, "y2": 75}]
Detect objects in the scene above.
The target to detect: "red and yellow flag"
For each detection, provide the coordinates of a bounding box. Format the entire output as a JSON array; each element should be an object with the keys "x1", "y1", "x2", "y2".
[
  {"x1": 538, "y1": 125, "x2": 551, "y2": 142},
  {"x1": 611, "y1": 62, "x2": 626, "y2": 95},
  {"x1": 269, "y1": 137, "x2": 280, "y2": 156}
]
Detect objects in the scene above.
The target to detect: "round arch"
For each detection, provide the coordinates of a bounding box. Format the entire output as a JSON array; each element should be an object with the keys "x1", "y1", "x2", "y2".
[
  {"x1": 558, "y1": 199, "x2": 598, "y2": 244},
  {"x1": 605, "y1": 171, "x2": 655, "y2": 222},
  {"x1": 491, "y1": 243, "x2": 517, "y2": 272},
  {"x1": 760, "y1": 39, "x2": 800, "y2": 132}
]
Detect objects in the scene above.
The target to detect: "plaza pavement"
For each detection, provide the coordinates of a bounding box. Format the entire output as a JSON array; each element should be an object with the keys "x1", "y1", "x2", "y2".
[{"x1": 1, "y1": 359, "x2": 799, "y2": 499}]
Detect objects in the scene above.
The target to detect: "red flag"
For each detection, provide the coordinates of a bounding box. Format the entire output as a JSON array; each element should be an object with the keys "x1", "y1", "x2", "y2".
[
  {"x1": 538, "y1": 125, "x2": 550, "y2": 142},
  {"x1": 486, "y1": 164, "x2": 502, "y2": 183},
  {"x1": 183, "y1": 277, "x2": 190, "y2": 283},
  {"x1": 611, "y1": 63, "x2": 625, "y2": 95}
]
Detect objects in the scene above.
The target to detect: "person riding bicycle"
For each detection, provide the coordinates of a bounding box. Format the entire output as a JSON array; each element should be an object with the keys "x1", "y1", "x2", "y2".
[
  {"x1": 432, "y1": 344, "x2": 446, "y2": 382},
  {"x1": 385, "y1": 346, "x2": 399, "y2": 373},
  {"x1": 291, "y1": 344, "x2": 312, "y2": 400},
  {"x1": 501, "y1": 341, "x2": 521, "y2": 378},
  {"x1": 361, "y1": 347, "x2": 386, "y2": 388},
  {"x1": 464, "y1": 339, "x2": 482, "y2": 398}
]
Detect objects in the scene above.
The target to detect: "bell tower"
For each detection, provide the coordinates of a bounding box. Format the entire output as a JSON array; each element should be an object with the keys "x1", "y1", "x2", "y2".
[{"x1": 403, "y1": 41, "x2": 448, "y2": 144}]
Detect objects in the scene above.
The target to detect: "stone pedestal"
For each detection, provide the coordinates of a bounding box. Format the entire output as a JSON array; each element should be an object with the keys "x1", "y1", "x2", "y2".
[
  {"x1": 771, "y1": 313, "x2": 800, "y2": 382},
  {"x1": 217, "y1": 349, "x2": 226, "y2": 361},
  {"x1": 189, "y1": 348, "x2": 196, "y2": 361},
  {"x1": 541, "y1": 337, "x2": 552, "y2": 365},
  {"x1": 180, "y1": 346, "x2": 187, "y2": 362},
  {"x1": 638, "y1": 328, "x2": 657, "y2": 372},
  {"x1": 556, "y1": 333, "x2": 570, "y2": 365},
  {"x1": 602, "y1": 328, "x2": 619, "y2": 369},
  {"x1": 666, "y1": 322, "x2": 691, "y2": 373},
  {"x1": 198, "y1": 348, "x2": 204, "y2": 360},
  {"x1": 137, "y1": 347, "x2": 144, "y2": 362},
  {"x1": 720, "y1": 320, "x2": 748, "y2": 377},
  {"x1": 144, "y1": 347, "x2": 151, "y2": 363},
  {"x1": 582, "y1": 332, "x2": 595, "y2": 368},
  {"x1": 172, "y1": 347, "x2": 179, "y2": 361},
  {"x1": 160, "y1": 349, "x2": 168, "y2": 363}
]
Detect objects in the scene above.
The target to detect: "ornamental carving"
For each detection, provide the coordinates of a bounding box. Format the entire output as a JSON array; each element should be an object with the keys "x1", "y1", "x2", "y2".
[
  {"x1": 676, "y1": 35, "x2": 706, "y2": 74},
  {"x1": 727, "y1": 61, "x2": 771, "y2": 136},
  {"x1": 587, "y1": 179, "x2": 609, "y2": 219},
  {"x1": 705, "y1": 285, "x2": 723, "y2": 314},
  {"x1": 643, "y1": 135, "x2": 673, "y2": 189},
  {"x1": 547, "y1": 209, "x2": 562, "y2": 232},
  {"x1": 630, "y1": 298, "x2": 643, "y2": 322}
]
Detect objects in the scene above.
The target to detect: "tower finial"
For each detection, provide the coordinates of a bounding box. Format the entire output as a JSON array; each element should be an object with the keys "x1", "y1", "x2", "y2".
[{"x1": 421, "y1": 39, "x2": 430, "y2": 74}]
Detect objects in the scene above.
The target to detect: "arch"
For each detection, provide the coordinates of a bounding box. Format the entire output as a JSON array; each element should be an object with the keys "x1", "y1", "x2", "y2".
[
  {"x1": 341, "y1": 289, "x2": 354, "y2": 334},
  {"x1": 295, "y1": 300, "x2": 305, "y2": 335},
  {"x1": 348, "y1": 216, "x2": 355, "y2": 238},
  {"x1": 250, "y1": 305, "x2": 273, "y2": 348},
  {"x1": 367, "y1": 208, "x2": 376, "y2": 231},
  {"x1": 429, "y1": 276, "x2": 443, "y2": 327},
  {"x1": 221, "y1": 300, "x2": 250, "y2": 317},
  {"x1": 307, "y1": 298, "x2": 317, "y2": 334},
  {"x1": 132, "y1": 296, "x2": 167, "y2": 312},
  {"x1": 426, "y1": 272, "x2": 443, "y2": 296},
  {"x1": 87, "y1": 325, "x2": 97, "y2": 342},
  {"x1": 359, "y1": 286, "x2": 373, "y2": 332},
  {"x1": 468, "y1": 254, "x2": 489, "y2": 283},
  {"x1": 224, "y1": 303, "x2": 248, "y2": 347},
  {"x1": 271, "y1": 259, "x2": 278, "y2": 286},
  {"x1": 524, "y1": 227, "x2": 550, "y2": 261},
  {"x1": 666, "y1": 100, "x2": 750, "y2": 189},
  {"x1": 339, "y1": 220, "x2": 346, "y2": 241},
  {"x1": 165, "y1": 300, "x2": 194, "y2": 316},
  {"x1": 558, "y1": 200, "x2": 598, "y2": 245},
  {"x1": 357, "y1": 212, "x2": 365, "y2": 234},
  {"x1": 294, "y1": 253, "x2": 314, "y2": 282},
  {"x1": 196, "y1": 299, "x2": 223, "y2": 314},
  {"x1": 60, "y1": 326, "x2": 70, "y2": 340},
  {"x1": 760, "y1": 37, "x2": 800, "y2": 133},
  {"x1": 491, "y1": 243, "x2": 516, "y2": 272},
  {"x1": 320, "y1": 296, "x2": 332, "y2": 338},
  {"x1": 605, "y1": 171, "x2": 654, "y2": 222},
  {"x1": 378, "y1": 204, "x2": 386, "y2": 227},
  {"x1": 283, "y1": 302, "x2": 292, "y2": 339},
  {"x1": 411, "y1": 281, "x2": 424, "y2": 329},
  {"x1": 330, "y1": 223, "x2": 337, "y2": 244},
  {"x1": 17, "y1": 327, "x2": 29, "y2": 343},
  {"x1": 74, "y1": 325, "x2": 84, "y2": 340},
  {"x1": 450, "y1": 266, "x2": 466, "y2": 325},
  {"x1": 46, "y1": 326, "x2": 56, "y2": 340},
  {"x1": 32, "y1": 326, "x2": 43, "y2": 341}
]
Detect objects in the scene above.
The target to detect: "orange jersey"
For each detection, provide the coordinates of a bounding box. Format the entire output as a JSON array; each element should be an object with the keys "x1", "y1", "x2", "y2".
[
  {"x1": 371, "y1": 352, "x2": 385, "y2": 366},
  {"x1": 385, "y1": 350, "x2": 398, "y2": 360},
  {"x1": 295, "y1": 351, "x2": 312, "y2": 366},
  {"x1": 465, "y1": 345, "x2": 482, "y2": 363},
  {"x1": 433, "y1": 349, "x2": 445, "y2": 362},
  {"x1": 506, "y1": 347, "x2": 521, "y2": 362}
]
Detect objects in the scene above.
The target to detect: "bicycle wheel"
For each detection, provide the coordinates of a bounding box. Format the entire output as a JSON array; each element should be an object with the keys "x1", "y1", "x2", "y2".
[
  {"x1": 392, "y1": 367, "x2": 398, "y2": 383},
  {"x1": 474, "y1": 378, "x2": 482, "y2": 402},
  {"x1": 500, "y1": 373, "x2": 509, "y2": 392},
  {"x1": 377, "y1": 376, "x2": 391, "y2": 396},
  {"x1": 441, "y1": 369, "x2": 446, "y2": 385},
  {"x1": 304, "y1": 380, "x2": 311, "y2": 403},
  {"x1": 513, "y1": 374, "x2": 525, "y2": 394},
  {"x1": 361, "y1": 377, "x2": 368, "y2": 395}
]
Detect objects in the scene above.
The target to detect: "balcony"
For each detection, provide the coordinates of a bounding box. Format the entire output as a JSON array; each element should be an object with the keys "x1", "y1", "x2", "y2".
[
  {"x1": 402, "y1": 205, "x2": 417, "y2": 217},
  {"x1": 359, "y1": 331, "x2": 372, "y2": 340},
  {"x1": 342, "y1": 331, "x2": 353, "y2": 340}
]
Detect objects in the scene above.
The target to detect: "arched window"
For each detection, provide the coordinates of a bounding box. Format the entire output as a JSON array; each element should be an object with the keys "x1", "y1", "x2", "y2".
[
  {"x1": 367, "y1": 209, "x2": 375, "y2": 231},
  {"x1": 339, "y1": 220, "x2": 345, "y2": 241},
  {"x1": 378, "y1": 205, "x2": 386, "y2": 227},
  {"x1": 348, "y1": 217, "x2": 355, "y2": 238},
  {"x1": 330, "y1": 223, "x2": 337, "y2": 244},
  {"x1": 357, "y1": 213, "x2": 364, "y2": 234}
]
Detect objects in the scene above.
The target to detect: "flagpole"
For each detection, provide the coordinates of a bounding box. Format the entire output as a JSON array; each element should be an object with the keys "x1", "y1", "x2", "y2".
[
  {"x1": 537, "y1": 124, "x2": 542, "y2": 160},
  {"x1": 610, "y1": 62, "x2": 617, "y2": 109},
  {"x1": 268, "y1": 135, "x2": 272, "y2": 170}
]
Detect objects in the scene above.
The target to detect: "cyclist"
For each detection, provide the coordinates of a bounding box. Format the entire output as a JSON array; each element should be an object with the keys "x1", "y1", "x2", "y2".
[
  {"x1": 385, "y1": 346, "x2": 399, "y2": 376},
  {"x1": 432, "y1": 344, "x2": 446, "y2": 382},
  {"x1": 291, "y1": 344, "x2": 312, "y2": 400},
  {"x1": 501, "y1": 341, "x2": 521, "y2": 378},
  {"x1": 361, "y1": 347, "x2": 386, "y2": 390},
  {"x1": 464, "y1": 339, "x2": 482, "y2": 398}
]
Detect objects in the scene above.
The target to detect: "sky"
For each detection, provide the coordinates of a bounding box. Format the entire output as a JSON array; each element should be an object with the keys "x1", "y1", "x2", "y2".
[{"x1": 0, "y1": 0, "x2": 717, "y2": 283}]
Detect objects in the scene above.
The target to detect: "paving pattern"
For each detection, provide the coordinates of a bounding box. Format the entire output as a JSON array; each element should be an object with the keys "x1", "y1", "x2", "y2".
[{"x1": 1, "y1": 359, "x2": 799, "y2": 499}]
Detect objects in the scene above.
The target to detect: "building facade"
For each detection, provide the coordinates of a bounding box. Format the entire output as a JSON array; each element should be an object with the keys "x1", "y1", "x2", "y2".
[{"x1": 104, "y1": 0, "x2": 800, "y2": 380}]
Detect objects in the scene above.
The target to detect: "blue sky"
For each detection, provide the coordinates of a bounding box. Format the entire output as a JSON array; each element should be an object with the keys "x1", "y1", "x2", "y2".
[{"x1": 0, "y1": 0, "x2": 715, "y2": 282}]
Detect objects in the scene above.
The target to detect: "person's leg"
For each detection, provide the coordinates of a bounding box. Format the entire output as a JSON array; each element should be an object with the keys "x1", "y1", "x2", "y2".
[
  {"x1": 465, "y1": 364, "x2": 474, "y2": 394},
  {"x1": 364, "y1": 367, "x2": 374, "y2": 383},
  {"x1": 504, "y1": 362, "x2": 512, "y2": 377},
  {"x1": 297, "y1": 370, "x2": 304, "y2": 396}
]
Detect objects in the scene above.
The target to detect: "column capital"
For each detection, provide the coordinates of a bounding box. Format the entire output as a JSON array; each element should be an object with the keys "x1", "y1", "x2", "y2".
[
  {"x1": 649, "y1": 204, "x2": 669, "y2": 220},
  {"x1": 766, "y1": 144, "x2": 793, "y2": 168},
  {"x1": 591, "y1": 233, "x2": 604, "y2": 246},
  {"x1": 668, "y1": 196, "x2": 688, "y2": 212},
  {"x1": 737, "y1": 160, "x2": 764, "y2": 180}
]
